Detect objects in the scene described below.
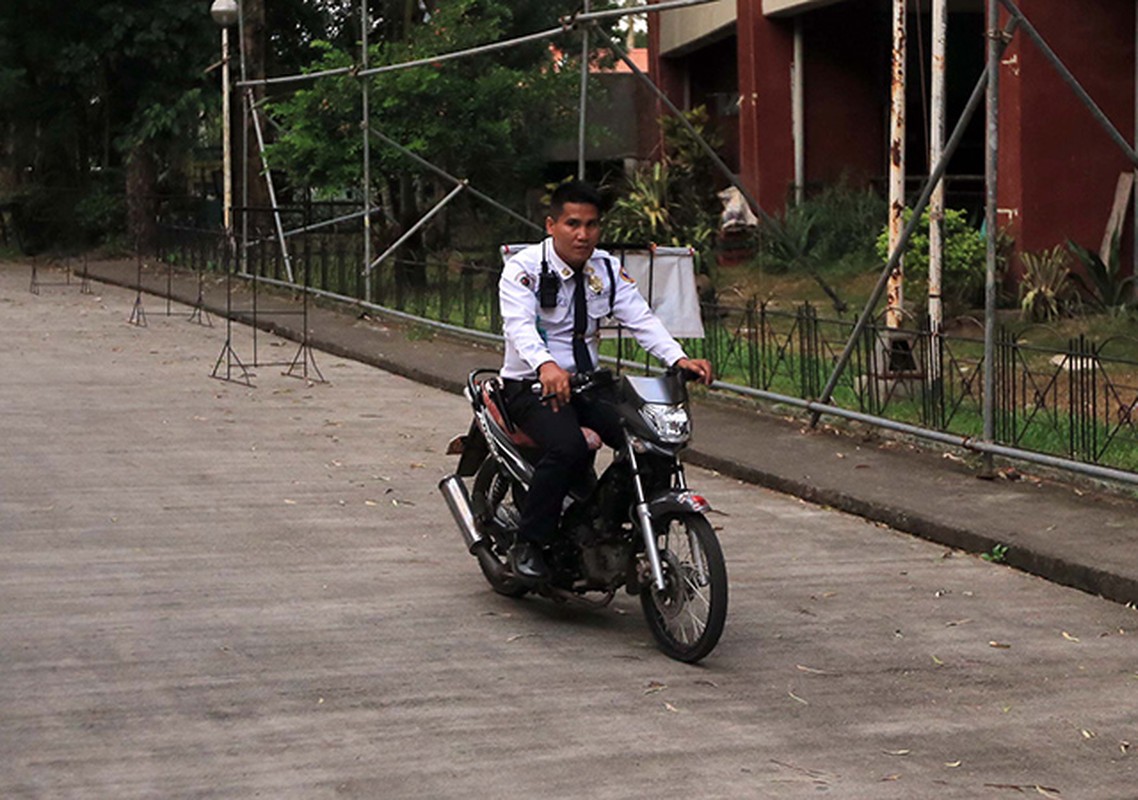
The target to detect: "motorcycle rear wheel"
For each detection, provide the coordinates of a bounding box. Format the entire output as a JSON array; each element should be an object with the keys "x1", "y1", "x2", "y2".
[
  {"x1": 640, "y1": 512, "x2": 727, "y2": 663},
  {"x1": 471, "y1": 461, "x2": 529, "y2": 598}
]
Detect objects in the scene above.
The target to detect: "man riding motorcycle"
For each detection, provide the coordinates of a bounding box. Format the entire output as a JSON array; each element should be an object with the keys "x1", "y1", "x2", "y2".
[{"x1": 497, "y1": 180, "x2": 713, "y2": 582}]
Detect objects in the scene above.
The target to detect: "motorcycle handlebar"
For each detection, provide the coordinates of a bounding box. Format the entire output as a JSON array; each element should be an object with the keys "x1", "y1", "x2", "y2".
[
  {"x1": 531, "y1": 368, "x2": 613, "y2": 402},
  {"x1": 671, "y1": 366, "x2": 704, "y2": 384},
  {"x1": 530, "y1": 366, "x2": 701, "y2": 401}
]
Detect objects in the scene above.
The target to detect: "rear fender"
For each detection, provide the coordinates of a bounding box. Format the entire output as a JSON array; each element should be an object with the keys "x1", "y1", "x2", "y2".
[{"x1": 455, "y1": 420, "x2": 489, "y2": 477}]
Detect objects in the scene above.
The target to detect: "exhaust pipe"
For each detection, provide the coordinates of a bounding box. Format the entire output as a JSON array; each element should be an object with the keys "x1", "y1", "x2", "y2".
[{"x1": 438, "y1": 474, "x2": 482, "y2": 553}]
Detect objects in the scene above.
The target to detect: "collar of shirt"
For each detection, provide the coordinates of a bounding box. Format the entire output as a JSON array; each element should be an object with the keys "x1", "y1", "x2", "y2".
[{"x1": 543, "y1": 237, "x2": 592, "y2": 282}]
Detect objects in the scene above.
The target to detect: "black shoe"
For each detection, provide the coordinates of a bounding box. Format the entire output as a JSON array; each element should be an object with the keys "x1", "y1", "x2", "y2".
[{"x1": 508, "y1": 542, "x2": 549, "y2": 583}]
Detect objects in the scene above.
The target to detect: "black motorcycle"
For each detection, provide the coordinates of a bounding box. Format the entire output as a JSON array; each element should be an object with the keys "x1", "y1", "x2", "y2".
[{"x1": 439, "y1": 367, "x2": 727, "y2": 663}]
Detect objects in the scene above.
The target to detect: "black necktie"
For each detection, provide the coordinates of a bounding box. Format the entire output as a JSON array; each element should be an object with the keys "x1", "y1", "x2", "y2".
[{"x1": 572, "y1": 272, "x2": 593, "y2": 374}]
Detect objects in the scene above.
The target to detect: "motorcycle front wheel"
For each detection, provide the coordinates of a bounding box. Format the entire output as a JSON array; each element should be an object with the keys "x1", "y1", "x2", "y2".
[
  {"x1": 470, "y1": 461, "x2": 529, "y2": 598},
  {"x1": 640, "y1": 512, "x2": 727, "y2": 663}
]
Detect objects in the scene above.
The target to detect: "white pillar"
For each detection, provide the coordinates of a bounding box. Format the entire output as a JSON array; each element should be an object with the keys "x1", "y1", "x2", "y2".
[{"x1": 929, "y1": 0, "x2": 947, "y2": 365}]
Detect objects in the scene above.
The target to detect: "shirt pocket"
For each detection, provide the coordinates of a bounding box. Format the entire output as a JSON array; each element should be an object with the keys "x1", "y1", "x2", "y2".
[
  {"x1": 586, "y1": 290, "x2": 612, "y2": 320},
  {"x1": 537, "y1": 299, "x2": 571, "y2": 326}
]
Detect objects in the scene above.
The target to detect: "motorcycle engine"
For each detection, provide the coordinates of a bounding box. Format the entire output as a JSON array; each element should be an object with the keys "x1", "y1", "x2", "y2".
[{"x1": 578, "y1": 541, "x2": 632, "y2": 588}]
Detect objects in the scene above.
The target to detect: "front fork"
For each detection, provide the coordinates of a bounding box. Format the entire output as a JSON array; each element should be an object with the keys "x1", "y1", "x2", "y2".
[{"x1": 625, "y1": 438, "x2": 668, "y2": 592}]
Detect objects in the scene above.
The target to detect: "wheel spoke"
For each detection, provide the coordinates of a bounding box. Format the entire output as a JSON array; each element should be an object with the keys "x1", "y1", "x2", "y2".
[
  {"x1": 641, "y1": 513, "x2": 726, "y2": 662},
  {"x1": 683, "y1": 605, "x2": 706, "y2": 638},
  {"x1": 682, "y1": 572, "x2": 710, "y2": 607}
]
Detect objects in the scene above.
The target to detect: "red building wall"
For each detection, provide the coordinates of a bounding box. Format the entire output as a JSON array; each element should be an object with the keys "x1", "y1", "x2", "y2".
[
  {"x1": 737, "y1": 0, "x2": 795, "y2": 213},
  {"x1": 802, "y1": 1, "x2": 885, "y2": 190},
  {"x1": 998, "y1": 0, "x2": 1135, "y2": 273},
  {"x1": 656, "y1": 0, "x2": 1135, "y2": 275},
  {"x1": 737, "y1": 0, "x2": 885, "y2": 215}
]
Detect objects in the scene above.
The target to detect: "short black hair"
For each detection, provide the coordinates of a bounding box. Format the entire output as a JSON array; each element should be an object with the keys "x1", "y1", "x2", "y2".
[{"x1": 549, "y1": 180, "x2": 603, "y2": 219}]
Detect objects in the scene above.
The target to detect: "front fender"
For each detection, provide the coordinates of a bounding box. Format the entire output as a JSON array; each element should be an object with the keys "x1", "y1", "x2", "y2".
[{"x1": 647, "y1": 490, "x2": 711, "y2": 518}]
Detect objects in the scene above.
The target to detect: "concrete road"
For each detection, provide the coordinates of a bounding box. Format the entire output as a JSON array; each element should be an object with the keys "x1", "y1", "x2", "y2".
[{"x1": 2, "y1": 263, "x2": 1137, "y2": 799}]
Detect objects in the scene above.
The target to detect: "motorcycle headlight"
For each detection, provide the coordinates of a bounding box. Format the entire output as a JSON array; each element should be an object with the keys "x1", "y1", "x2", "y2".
[{"x1": 638, "y1": 403, "x2": 690, "y2": 444}]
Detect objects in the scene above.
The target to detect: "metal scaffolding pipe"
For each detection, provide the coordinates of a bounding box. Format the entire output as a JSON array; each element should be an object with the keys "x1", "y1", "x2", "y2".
[
  {"x1": 367, "y1": 126, "x2": 541, "y2": 232},
  {"x1": 982, "y1": 0, "x2": 1002, "y2": 470},
  {"x1": 568, "y1": 0, "x2": 720, "y2": 26},
  {"x1": 356, "y1": 26, "x2": 565, "y2": 81},
  {"x1": 362, "y1": 0, "x2": 372, "y2": 301},
  {"x1": 365, "y1": 181, "x2": 468, "y2": 275},
  {"x1": 237, "y1": 1, "x2": 720, "y2": 92},
  {"x1": 812, "y1": 16, "x2": 1021, "y2": 421},
  {"x1": 281, "y1": 207, "x2": 384, "y2": 239},
  {"x1": 248, "y1": 90, "x2": 294, "y2": 283},
  {"x1": 237, "y1": 0, "x2": 249, "y2": 272},
  {"x1": 578, "y1": 0, "x2": 590, "y2": 180}
]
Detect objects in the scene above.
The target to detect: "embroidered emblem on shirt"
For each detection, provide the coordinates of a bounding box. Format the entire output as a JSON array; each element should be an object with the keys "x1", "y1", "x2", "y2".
[
  {"x1": 518, "y1": 274, "x2": 532, "y2": 288},
  {"x1": 619, "y1": 267, "x2": 636, "y2": 284}
]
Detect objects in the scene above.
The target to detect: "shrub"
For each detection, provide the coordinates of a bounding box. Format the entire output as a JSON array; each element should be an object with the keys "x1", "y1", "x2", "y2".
[
  {"x1": 875, "y1": 207, "x2": 987, "y2": 311},
  {"x1": 759, "y1": 181, "x2": 886, "y2": 274}
]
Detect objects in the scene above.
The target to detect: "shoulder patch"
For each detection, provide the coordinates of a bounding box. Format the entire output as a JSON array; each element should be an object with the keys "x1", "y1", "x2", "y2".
[
  {"x1": 619, "y1": 267, "x2": 636, "y2": 284},
  {"x1": 518, "y1": 274, "x2": 532, "y2": 288}
]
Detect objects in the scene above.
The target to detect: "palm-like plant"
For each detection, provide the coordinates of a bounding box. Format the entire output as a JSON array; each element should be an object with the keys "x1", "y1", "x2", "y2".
[
  {"x1": 1018, "y1": 245, "x2": 1075, "y2": 321},
  {"x1": 1067, "y1": 234, "x2": 1136, "y2": 312}
]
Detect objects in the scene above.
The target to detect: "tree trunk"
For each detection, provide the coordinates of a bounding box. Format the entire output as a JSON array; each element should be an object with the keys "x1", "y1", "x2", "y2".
[
  {"x1": 126, "y1": 142, "x2": 158, "y2": 253},
  {"x1": 236, "y1": 0, "x2": 271, "y2": 238}
]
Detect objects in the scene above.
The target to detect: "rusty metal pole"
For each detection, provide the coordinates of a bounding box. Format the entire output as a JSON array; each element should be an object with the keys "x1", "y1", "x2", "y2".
[
  {"x1": 887, "y1": 0, "x2": 907, "y2": 329},
  {"x1": 929, "y1": 0, "x2": 947, "y2": 393}
]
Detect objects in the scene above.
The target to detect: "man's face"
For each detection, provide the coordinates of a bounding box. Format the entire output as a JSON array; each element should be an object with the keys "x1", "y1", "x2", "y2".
[{"x1": 546, "y1": 201, "x2": 601, "y2": 270}]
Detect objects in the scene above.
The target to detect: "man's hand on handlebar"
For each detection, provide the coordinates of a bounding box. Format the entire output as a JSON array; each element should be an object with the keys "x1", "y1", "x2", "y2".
[
  {"x1": 537, "y1": 360, "x2": 572, "y2": 412},
  {"x1": 674, "y1": 357, "x2": 714, "y2": 386}
]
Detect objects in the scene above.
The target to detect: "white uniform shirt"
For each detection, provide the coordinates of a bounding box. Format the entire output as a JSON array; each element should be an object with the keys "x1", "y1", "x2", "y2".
[{"x1": 499, "y1": 239, "x2": 688, "y2": 380}]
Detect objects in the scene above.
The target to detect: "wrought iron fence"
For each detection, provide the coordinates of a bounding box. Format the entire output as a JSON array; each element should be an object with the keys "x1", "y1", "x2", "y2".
[{"x1": 157, "y1": 224, "x2": 1138, "y2": 474}]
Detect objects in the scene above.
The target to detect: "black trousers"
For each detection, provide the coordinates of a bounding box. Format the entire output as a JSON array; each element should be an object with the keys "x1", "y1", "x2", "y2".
[{"x1": 502, "y1": 380, "x2": 624, "y2": 546}]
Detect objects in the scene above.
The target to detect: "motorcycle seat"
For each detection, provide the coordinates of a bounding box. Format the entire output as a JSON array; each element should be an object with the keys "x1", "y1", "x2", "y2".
[{"x1": 481, "y1": 381, "x2": 602, "y2": 452}]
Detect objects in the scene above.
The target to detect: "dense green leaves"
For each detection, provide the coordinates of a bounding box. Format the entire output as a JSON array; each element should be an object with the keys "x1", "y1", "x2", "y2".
[
  {"x1": 264, "y1": 0, "x2": 582, "y2": 233},
  {"x1": 0, "y1": 0, "x2": 217, "y2": 247},
  {"x1": 1, "y1": 0, "x2": 618, "y2": 250},
  {"x1": 876, "y1": 207, "x2": 988, "y2": 311}
]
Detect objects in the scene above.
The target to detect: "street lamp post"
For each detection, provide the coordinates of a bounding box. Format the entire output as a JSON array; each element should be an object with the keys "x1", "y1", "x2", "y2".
[{"x1": 210, "y1": 0, "x2": 239, "y2": 238}]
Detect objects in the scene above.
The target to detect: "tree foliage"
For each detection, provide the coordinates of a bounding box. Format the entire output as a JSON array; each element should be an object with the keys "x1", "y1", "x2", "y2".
[
  {"x1": 0, "y1": 0, "x2": 618, "y2": 252},
  {"x1": 0, "y1": 0, "x2": 216, "y2": 249},
  {"x1": 264, "y1": 0, "x2": 583, "y2": 248}
]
